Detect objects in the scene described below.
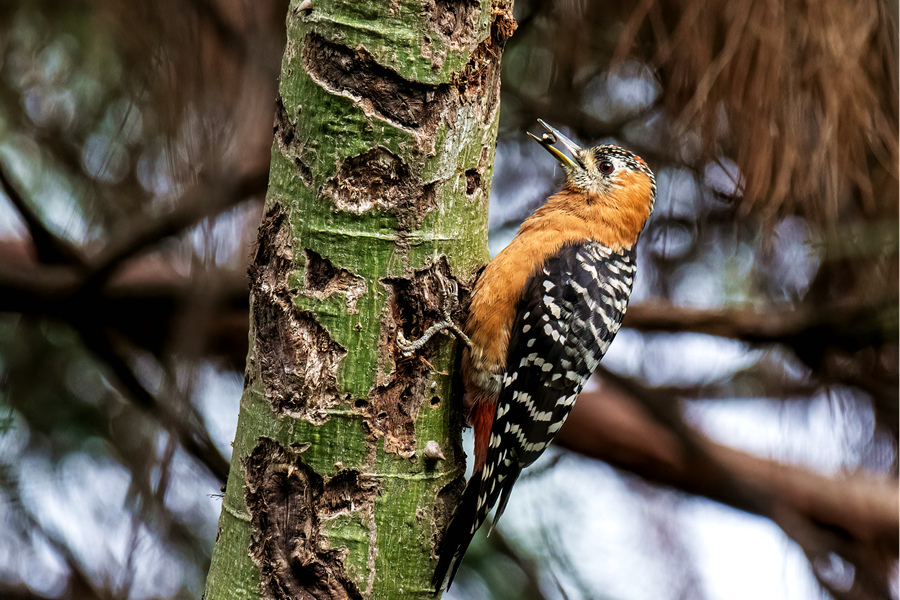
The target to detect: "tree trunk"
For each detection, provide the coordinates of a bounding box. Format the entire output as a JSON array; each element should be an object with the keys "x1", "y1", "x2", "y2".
[{"x1": 204, "y1": 2, "x2": 516, "y2": 599}]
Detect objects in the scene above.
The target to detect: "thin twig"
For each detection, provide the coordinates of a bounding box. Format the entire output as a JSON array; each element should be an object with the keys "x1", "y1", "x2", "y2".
[{"x1": 75, "y1": 323, "x2": 230, "y2": 482}]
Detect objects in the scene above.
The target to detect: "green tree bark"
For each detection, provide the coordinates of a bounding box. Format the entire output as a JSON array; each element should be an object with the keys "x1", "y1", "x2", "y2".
[{"x1": 204, "y1": 1, "x2": 516, "y2": 599}]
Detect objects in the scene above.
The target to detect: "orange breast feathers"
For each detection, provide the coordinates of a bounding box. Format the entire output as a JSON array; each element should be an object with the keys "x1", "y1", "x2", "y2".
[{"x1": 462, "y1": 171, "x2": 654, "y2": 410}]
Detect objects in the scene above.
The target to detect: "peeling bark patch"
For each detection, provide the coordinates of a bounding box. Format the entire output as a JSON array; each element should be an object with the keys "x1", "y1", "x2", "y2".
[
  {"x1": 369, "y1": 257, "x2": 471, "y2": 457},
  {"x1": 386, "y1": 256, "x2": 470, "y2": 355},
  {"x1": 449, "y1": 14, "x2": 511, "y2": 124},
  {"x1": 259, "y1": 310, "x2": 345, "y2": 419},
  {"x1": 304, "y1": 10, "x2": 514, "y2": 144},
  {"x1": 491, "y1": 5, "x2": 518, "y2": 45},
  {"x1": 303, "y1": 249, "x2": 366, "y2": 313},
  {"x1": 366, "y1": 360, "x2": 429, "y2": 458},
  {"x1": 273, "y1": 94, "x2": 312, "y2": 185},
  {"x1": 245, "y1": 439, "x2": 375, "y2": 600},
  {"x1": 304, "y1": 32, "x2": 440, "y2": 130},
  {"x1": 250, "y1": 205, "x2": 346, "y2": 422},
  {"x1": 425, "y1": 0, "x2": 480, "y2": 49},
  {"x1": 321, "y1": 147, "x2": 436, "y2": 225}
]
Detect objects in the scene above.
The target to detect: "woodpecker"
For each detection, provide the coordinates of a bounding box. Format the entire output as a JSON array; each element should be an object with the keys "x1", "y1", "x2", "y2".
[{"x1": 417, "y1": 121, "x2": 656, "y2": 591}]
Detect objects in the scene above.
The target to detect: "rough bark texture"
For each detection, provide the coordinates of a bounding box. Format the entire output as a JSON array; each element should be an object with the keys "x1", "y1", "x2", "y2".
[{"x1": 204, "y1": 1, "x2": 516, "y2": 599}]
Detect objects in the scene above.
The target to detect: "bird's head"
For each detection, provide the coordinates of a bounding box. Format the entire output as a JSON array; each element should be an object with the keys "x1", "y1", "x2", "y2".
[{"x1": 529, "y1": 120, "x2": 657, "y2": 216}]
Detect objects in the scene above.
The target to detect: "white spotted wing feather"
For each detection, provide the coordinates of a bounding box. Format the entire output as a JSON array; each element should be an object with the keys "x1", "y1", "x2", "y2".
[{"x1": 476, "y1": 241, "x2": 636, "y2": 530}]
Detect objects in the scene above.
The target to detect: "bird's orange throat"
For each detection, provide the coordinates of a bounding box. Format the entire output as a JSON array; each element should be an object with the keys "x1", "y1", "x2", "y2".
[{"x1": 557, "y1": 169, "x2": 655, "y2": 250}]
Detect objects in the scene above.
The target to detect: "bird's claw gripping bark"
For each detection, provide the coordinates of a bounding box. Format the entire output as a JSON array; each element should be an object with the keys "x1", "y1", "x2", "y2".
[{"x1": 396, "y1": 275, "x2": 470, "y2": 357}]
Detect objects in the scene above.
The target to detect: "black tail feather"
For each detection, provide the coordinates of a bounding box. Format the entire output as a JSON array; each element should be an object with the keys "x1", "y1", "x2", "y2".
[
  {"x1": 432, "y1": 471, "x2": 483, "y2": 592},
  {"x1": 485, "y1": 467, "x2": 520, "y2": 536},
  {"x1": 433, "y1": 453, "x2": 525, "y2": 592}
]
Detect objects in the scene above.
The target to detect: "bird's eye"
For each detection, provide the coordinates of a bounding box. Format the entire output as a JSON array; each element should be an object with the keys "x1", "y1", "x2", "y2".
[{"x1": 599, "y1": 161, "x2": 614, "y2": 174}]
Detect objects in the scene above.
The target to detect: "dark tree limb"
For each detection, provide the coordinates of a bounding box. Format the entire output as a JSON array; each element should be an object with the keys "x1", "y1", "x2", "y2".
[
  {"x1": 80, "y1": 169, "x2": 267, "y2": 291},
  {"x1": 624, "y1": 300, "x2": 896, "y2": 347},
  {"x1": 556, "y1": 377, "x2": 898, "y2": 598},
  {"x1": 0, "y1": 161, "x2": 85, "y2": 266}
]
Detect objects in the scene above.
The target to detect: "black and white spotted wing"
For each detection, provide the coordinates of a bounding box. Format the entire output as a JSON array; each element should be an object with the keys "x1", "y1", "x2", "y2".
[{"x1": 476, "y1": 241, "x2": 637, "y2": 528}]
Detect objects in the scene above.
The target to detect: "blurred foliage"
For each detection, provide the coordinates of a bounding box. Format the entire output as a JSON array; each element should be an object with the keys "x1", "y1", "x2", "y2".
[{"x1": 0, "y1": 1, "x2": 896, "y2": 600}]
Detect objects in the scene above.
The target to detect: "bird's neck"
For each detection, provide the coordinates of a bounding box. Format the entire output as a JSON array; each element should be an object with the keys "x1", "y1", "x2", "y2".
[{"x1": 521, "y1": 179, "x2": 654, "y2": 251}]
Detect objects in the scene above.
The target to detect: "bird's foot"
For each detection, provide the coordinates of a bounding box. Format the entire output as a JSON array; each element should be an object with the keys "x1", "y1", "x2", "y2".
[{"x1": 397, "y1": 275, "x2": 470, "y2": 356}]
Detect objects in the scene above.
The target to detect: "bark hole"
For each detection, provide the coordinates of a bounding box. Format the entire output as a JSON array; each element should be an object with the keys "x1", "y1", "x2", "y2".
[
  {"x1": 303, "y1": 249, "x2": 367, "y2": 313},
  {"x1": 465, "y1": 169, "x2": 481, "y2": 196},
  {"x1": 251, "y1": 206, "x2": 347, "y2": 422},
  {"x1": 245, "y1": 439, "x2": 376, "y2": 600}
]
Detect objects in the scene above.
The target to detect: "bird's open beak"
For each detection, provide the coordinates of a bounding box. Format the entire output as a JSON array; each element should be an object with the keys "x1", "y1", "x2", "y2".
[{"x1": 528, "y1": 119, "x2": 583, "y2": 169}]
